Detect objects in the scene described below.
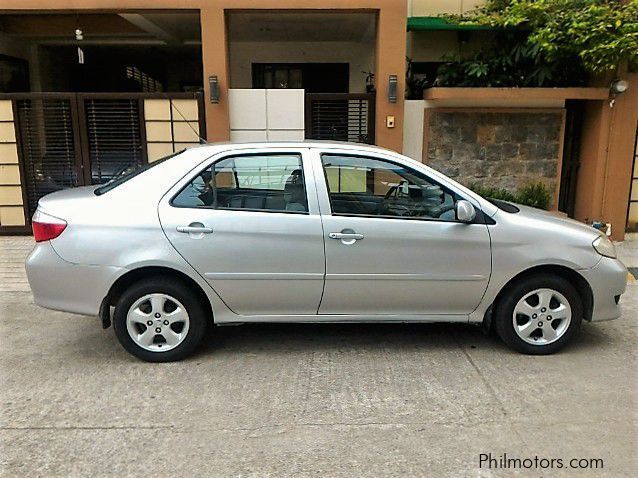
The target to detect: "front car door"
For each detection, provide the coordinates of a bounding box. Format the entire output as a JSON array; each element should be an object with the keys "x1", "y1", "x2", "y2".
[
  {"x1": 158, "y1": 148, "x2": 325, "y2": 316},
  {"x1": 311, "y1": 149, "x2": 492, "y2": 318}
]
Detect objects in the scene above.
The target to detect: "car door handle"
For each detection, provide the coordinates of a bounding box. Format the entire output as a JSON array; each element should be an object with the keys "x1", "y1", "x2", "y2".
[
  {"x1": 329, "y1": 232, "x2": 364, "y2": 240},
  {"x1": 176, "y1": 223, "x2": 213, "y2": 234}
]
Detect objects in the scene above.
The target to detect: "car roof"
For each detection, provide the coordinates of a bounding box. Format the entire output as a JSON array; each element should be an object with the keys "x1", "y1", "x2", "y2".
[{"x1": 186, "y1": 140, "x2": 396, "y2": 156}]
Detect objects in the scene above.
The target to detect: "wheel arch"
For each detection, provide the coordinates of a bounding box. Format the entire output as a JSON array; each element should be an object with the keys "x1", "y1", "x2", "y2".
[
  {"x1": 105, "y1": 266, "x2": 214, "y2": 325},
  {"x1": 485, "y1": 264, "x2": 594, "y2": 329}
]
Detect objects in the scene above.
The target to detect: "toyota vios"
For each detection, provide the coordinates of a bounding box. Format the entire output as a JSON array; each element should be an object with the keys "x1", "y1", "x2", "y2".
[{"x1": 26, "y1": 142, "x2": 627, "y2": 361}]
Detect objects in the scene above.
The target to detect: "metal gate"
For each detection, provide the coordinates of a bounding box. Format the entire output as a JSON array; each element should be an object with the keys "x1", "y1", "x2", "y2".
[
  {"x1": 5, "y1": 92, "x2": 203, "y2": 221},
  {"x1": 14, "y1": 95, "x2": 82, "y2": 218},
  {"x1": 305, "y1": 93, "x2": 375, "y2": 144},
  {"x1": 558, "y1": 100, "x2": 584, "y2": 217}
]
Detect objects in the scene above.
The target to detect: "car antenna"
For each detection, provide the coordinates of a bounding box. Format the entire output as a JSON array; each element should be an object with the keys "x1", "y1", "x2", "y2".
[{"x1": 163, "y1": 92, "x2": 208, "y2": 145}]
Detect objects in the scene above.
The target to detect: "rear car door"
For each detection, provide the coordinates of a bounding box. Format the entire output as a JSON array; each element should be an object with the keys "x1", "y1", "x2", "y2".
[
  {"x1": 312, "y1": 149, "x2": 492, "y2": 317},
  {"x1": 158, "y1": 148, "x2": 325, "y2": 316}
]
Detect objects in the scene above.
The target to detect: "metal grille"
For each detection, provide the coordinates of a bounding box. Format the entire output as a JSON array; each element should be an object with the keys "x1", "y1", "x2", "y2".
[
  {"x1": 83, "y1": 98, "x2": 144, "y2": 184},
  {"x1": 15, "y1": 97, "x2": 80, "y2": 217},
  {"x1": 305, "y1": 93, "x2": 375, "y2": 144}
]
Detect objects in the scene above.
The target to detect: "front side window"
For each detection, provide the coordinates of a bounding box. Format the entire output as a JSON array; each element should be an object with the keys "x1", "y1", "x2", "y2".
[
  {"x1": 321, "y1": 154, "x2": 458, "y2": 220},
  {"x1": 173, "y1": 153, "x2": 308, "y2": 213}
]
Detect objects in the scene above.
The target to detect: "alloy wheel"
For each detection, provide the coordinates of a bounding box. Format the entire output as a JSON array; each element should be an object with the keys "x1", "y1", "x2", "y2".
[
  {"x1": 512, "y1": 288, "x2": 572, "y2": 345},
  {"x1": 126, "y1": 293, "x2": 190, "y2": 352}
]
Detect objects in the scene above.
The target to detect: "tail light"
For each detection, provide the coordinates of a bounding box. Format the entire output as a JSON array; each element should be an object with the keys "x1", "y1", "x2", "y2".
[{"x1": 32, "y1": 210, "x2": 67, "y2": 242}]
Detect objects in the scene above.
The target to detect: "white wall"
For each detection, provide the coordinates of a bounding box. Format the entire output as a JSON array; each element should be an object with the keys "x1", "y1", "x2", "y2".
[
  {"x1": 229, "y1": 89, "x2": 305, "y2": 142},
  {"x1": 403, "y1": 100, "x2": 425, "y2": 162},
  {"x1": 229, "y1": 41, "x2": 374, "y2": 94}
]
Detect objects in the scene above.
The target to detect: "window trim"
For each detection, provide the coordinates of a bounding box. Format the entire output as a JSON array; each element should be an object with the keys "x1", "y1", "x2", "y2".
[
  {"x1": 169, "y1": 151, "x2": 311, "y2": 215},
  {"x1": 319, "y1": 152, "x2": 486, "y2": 225}
]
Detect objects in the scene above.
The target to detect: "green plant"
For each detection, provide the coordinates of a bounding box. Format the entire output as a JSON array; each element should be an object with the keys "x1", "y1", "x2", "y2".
[
  {"x1": 435, "y1": 31, "x2": 586, "y2": 87},
  {"x1": 453, "y1": 0, "x2": 638, "y2": 74},
  {"x1": 516, "y1": 182, "x2": 552, "y2": 210},
  {"x1": 469, "y1": 183, "x2": 518, "y2": 202},
  {"x1": 470, "y1": 181, "x2": 552, "y2": 210}
]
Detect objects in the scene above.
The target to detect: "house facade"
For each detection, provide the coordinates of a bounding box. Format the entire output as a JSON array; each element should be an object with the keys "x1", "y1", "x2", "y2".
[{"x1": 0, "y1": 0, "x2": 636, "y2": 239}]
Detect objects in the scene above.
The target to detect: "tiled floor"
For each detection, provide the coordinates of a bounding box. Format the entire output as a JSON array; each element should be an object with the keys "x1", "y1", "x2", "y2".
[{"x1": 0, "y1": 236, "x2": 33, "y2": 292}]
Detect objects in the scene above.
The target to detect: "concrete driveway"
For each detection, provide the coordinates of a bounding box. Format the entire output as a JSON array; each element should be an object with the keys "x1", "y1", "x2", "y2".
[{"x1": 1, "y1": 237, "x2": 636, "y2": 477}]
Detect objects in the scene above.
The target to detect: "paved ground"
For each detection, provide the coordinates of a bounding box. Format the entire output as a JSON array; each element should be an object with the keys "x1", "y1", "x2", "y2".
[{"x1": 1, "y1": 237, "x2": 636, "y2": 477}]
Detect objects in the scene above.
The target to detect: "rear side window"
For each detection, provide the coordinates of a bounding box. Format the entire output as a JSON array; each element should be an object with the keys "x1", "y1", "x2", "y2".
[
  {"x1": 172, "y1": 153, "x2": 308, "y2": 213},
  {"x1": 94, "y1": 150, "x2": 183, "y2": 196}
]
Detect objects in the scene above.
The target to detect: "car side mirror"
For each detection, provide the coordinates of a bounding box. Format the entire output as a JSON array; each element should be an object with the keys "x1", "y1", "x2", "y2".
[{"x1": 456, "y1": 200, "x2": 476, "y2": 223}]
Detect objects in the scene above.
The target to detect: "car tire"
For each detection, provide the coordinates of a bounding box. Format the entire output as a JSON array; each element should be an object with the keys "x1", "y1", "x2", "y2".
[
  {"x1": 494, "y1": 274, "x2": 583, "y2": 355},
  {"x1": 113, "y1": 277, "x2": 208, "y2": 362}
]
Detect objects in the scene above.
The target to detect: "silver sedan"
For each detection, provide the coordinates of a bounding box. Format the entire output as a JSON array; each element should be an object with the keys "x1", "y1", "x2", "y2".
[{"x1": 26, "y1": 142, "x2": 627, "y2": 361}]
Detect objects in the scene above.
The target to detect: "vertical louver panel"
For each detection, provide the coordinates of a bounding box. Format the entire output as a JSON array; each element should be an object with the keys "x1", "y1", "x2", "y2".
[
  {"x1": 83, "y1": 98, "x2": 145, "y2": 184},
  {"x1": 306, "y1": 94, "x2": 375, "y2": 144},
  {"x1": 15, "y1": 98, "x2": 79, "y2": 217}
]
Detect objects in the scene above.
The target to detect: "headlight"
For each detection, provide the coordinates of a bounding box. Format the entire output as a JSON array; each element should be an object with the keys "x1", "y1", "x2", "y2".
[{"x1": 593, "y1": 235, "x2": 616, "y2": 258}]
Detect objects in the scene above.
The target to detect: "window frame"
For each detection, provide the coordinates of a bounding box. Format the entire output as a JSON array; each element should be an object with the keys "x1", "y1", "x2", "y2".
[
  {"x1": 319, "y1": 152, "x2": 481, "y2": 224},
  {"x1": 169, "y1": 151, "x2": 311, "y2": 215}
]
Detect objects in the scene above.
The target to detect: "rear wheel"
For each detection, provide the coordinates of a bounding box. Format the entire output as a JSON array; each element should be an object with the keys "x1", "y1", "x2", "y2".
[
  {"x1": 494, "y1": 275, "x2": 582, "y2": 355},
  {"x1": 113, "y1": 278, "x2": 208, "y2": 362}
]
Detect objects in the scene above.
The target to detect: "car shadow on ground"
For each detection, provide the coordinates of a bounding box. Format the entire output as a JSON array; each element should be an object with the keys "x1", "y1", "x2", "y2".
[
  {"x1": 201, "y1": 322, "x2": 494, "y2": 353},
  {"x1": 76, "y1": 316, "x2": 614, "y2": 362},
  {"x1": 184, "y1": 320, "x2": 613, "y2": 359}
]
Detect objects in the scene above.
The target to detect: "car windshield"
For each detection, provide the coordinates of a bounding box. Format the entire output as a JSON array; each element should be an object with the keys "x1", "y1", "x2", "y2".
[{"x1": 94, "y1": 150, "x2": 184, "y2": 196}]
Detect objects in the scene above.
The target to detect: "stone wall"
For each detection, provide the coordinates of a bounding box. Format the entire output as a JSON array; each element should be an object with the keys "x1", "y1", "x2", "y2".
[{"x1": 425, "y1": 110, "x2": 563, "y2": 195}]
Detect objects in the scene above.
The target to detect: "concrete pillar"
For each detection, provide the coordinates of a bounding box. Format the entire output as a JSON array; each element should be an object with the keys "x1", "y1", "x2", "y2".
[
  {"x1": 200, "y1": 7, "x2": 231, "y2": 142},
  {"x1": 374, "y1": 3, "x2": 407, "y2": 153},
  {"x1": 574, "y1": 70, "x2": 638, "y2": 240},
  {"x1": 602, "y1": 71, "x2": 638, "y2": 239}
]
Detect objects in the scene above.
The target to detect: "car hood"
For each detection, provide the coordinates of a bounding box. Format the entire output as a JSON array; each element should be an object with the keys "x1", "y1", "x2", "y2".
[
  {"x1": 518, "y1": 204, "x2": 595, "y2": 230},
  {"x1": 506, "y1": 203, "x2": 602, "y2": 243}
]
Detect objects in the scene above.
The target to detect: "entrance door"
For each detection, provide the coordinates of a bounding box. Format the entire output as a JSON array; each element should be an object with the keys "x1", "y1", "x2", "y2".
[
  {"x1": 314, "y1": 150, "x2": 492, "y2": 317},
  {"x1": 159, "y1": 149, "x2": 325, "y2": 316}
]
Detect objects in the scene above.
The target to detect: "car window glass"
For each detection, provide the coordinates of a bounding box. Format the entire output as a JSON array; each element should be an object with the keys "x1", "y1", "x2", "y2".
[
  {"x1": 94, "y1": 150, "x2": 184, "y2": 196},
  {"x1": 321, "y1": 154, "x2": 458, "y2": 220},
  {"x1": 173, "y1": 153, "x2": 308, "y2": 213}
]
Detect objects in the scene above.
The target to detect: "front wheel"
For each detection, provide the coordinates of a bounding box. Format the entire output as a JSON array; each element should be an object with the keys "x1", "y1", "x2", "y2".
[
  {"x1": 113, "y1": 278, "x2": 208, "y2": 362},
  {"x1": 494, "y1": 275, "x2": 583, "y2": 355}
]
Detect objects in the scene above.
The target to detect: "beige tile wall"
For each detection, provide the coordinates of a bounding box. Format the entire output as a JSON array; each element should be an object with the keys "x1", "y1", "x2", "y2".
[
  {"x1": 0, "y1": 100, "x2": 26, "y2": 227},
  {"x1": 144, "y1": 99, "x2": 201, "y2": 162}
]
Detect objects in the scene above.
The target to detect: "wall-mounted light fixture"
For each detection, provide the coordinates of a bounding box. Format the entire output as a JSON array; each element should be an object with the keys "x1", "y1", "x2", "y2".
[
  {"x1": 388, "y1": 75, "x2": 398, "y2": 103},
  {"x1": 610, "y1": 78, "x2": 629, "y2": 95},
  {"x1": 608, "y1": 78, "x2": 628, "y2": 108},
  {"x1": 209, "y1": 76, "x2": 220, "y2": 104},
  {"x1": 74, "y1": 28, "x2": 84, "y2": 65}
]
